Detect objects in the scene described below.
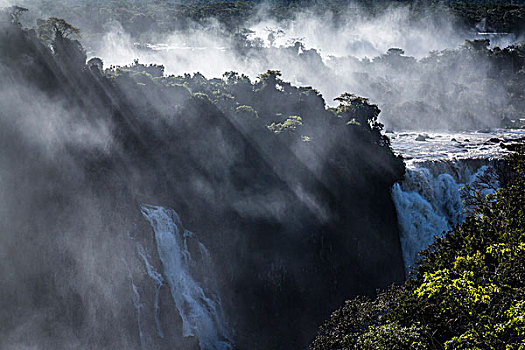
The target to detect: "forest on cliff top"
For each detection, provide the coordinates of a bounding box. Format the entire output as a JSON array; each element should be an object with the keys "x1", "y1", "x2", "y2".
[
  {"x1": 12, "y1": 0, "x2": 525, "y2": 130},
  {"x1": 0, "y1": 2, "x2": 524, "y2": 349},
  {"x1": 0, "y1": 9, "x2": 406, "y2": 348},
  {"x1": 312, "y1": 147, "x2": 525, "y2": 349}
]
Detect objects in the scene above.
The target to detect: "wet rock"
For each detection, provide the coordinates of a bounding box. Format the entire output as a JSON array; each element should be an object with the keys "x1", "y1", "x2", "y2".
[
  {"x1": 501, "y1": 143, "x2": 522, "y2": 151},
  {"x1": 416, "y1": 134, "x2": 427, "y2": 141}
]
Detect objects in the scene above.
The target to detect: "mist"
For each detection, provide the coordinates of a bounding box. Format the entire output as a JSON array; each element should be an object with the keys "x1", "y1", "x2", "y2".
[
  {"x1": 0, "y1": 1, "x2": 524, "y2": 349},
  {"x1": 66, "y1": 3, "x2": 518, "y2": 130},
  {"x1": 7, "y1": 0, "x2": 521, "y2": 131}
]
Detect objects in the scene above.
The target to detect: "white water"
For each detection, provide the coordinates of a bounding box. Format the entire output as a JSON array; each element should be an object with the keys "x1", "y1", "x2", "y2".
[
  {"x1": 136, "y1": 243, "x2": 165, "y2": 339},
  {"x1": 123, "y1": 258, "x2": 149, "y2": 350},
  {"x1": 130, "y1": 276, "x2": 147, "y2": 350},
  {"x1": 392, "y1": 163, "x2": 498, "y2": 272},
  {"x1": 389, "y1": 129, "x2": 525, "y2": 167},
  {"x1": 140, "y1": 204, "x2": 233, "y2": 350},
  {"x1": 389, "y1": 130, "x2": 511, "y2": 273}
]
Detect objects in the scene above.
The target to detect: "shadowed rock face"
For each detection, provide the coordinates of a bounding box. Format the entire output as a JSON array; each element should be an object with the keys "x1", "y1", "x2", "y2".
[{"x1": 0, "y1": 17, "x2": 405, "y2": 349}]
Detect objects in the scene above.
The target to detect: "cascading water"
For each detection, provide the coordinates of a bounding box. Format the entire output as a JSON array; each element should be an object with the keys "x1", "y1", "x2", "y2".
[
  {"x1": 140, "y1": 204, "x2": 233, "y2": 350},
  {"x1": 123, "y1": 258, "x2": 149, "y2": 350},
  {"x1": 135, "y1": 243, "x2": 165, "y2": 339},
  {"x1": 392, "y1": 160, "x2": 498, "y2": 274}
]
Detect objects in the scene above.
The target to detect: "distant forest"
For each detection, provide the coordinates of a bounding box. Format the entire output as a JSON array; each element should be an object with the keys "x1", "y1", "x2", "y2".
[
  {"x1": 9, "y1": 0, "x2": 525, "y2": 130},
  {"x1": 15, "y1": 0, "x2": 525, "y2": 37}
]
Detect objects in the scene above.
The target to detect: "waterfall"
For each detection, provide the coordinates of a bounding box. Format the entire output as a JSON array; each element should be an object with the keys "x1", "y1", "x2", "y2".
[
  {"x1": 140, "y1": 204, "x2": 233, "y2": 350},
  {"x1": 392, "y1": 160, "x2": 498, "y2": 274},
  {"x1": 123, "y1": 258, "x2": 149, "y2": 350},
  {"x1": 136, "y1": 243, "x2": 165, "y2": 339}
]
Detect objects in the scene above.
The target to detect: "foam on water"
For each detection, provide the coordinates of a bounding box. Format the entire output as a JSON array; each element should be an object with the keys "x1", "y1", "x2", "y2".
[
  {"x1": 389, "y1": 130, "x2": 510, "y2": 274},
  {"x1": 392, "y1": 164, "x2": 498, "y2": 273},
  {"x1": 389, "y1": 129, "x2": 524, "y2": 167}
]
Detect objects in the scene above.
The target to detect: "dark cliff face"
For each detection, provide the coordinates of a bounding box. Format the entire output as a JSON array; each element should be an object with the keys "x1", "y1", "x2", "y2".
[{"x1": 0, "y1": 17, "x2": 405, "y2": 349}]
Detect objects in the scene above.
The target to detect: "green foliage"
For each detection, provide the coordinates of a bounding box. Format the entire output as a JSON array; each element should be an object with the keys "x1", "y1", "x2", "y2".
[
  {"x1": 267, "y1": 115, "x2": 303, "y2": 134},
  {"x1": 193, "y1": 92, "x2": 211, "y2": 102},
  {"x1": 20, "y1": 1, "x2": 525, "y2": 43},
  {"x1": 449, "y1": 2, "x2": 525, "y2": 34},
  {"x1": 312, "y1": 147, "x2": 525, "y2": 350},
  {"x1": 346, "y1": 119, "x2": 361, "y2": 126},
  {"x1": 37, "y1": 17, "x2": 80, "y2": 41},
  {"x1": 258, "y1": 70, "x2": 283, "y2": 82},
  {"x1": 235, "y1": 105, "x2": 259, "y2": 119},
  {"x1": 104, "y1": 59, "x2": 397, "y2": 154},
  {"x1": 355, "y1": 322, "x2": 429, "y2": 350},
  {"x1": 334, "y1": 93, "x2": 381, "y2": 128},
  {"x1": 301, "y1": 135, "x2": 312, "y2": 142}
]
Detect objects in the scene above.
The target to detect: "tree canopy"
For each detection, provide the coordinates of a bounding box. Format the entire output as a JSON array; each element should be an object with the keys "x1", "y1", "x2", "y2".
[
  {"x1": 38, "y1": 17, "x2": 80, "y2": 41},
  {"x1": 312, "y1": 147, "x2": 525, "y2": 349}
]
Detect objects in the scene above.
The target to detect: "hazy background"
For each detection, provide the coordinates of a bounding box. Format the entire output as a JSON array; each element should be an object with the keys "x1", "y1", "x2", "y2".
[
  {"x1": 0, "y1": 1, "x2": 524, "y2": 349},
  {"x1": 4, "y1": 0, "x2": 523, "y2": 129},
  {"x1": 88, "y1": 4, "x2": 522, "y2": 129}
]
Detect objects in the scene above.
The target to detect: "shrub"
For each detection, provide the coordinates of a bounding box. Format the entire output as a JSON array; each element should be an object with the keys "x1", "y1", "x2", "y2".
[{"x1": 312, "y1": 147, "x2": 525, "y2": 350}]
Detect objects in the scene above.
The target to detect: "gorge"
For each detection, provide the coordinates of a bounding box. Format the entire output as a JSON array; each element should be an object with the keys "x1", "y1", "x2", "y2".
[{"x1": 0, "y1": 2, "x2": 524, "y2": 349}]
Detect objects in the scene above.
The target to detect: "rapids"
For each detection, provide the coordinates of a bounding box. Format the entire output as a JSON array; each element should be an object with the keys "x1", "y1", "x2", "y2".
[{"x1": 389, "y1": 129, "x2": 521, "y2": 273}]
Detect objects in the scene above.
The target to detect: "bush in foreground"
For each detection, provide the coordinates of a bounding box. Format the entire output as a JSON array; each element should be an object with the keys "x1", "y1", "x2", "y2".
[{"x1": 312, "y1": 147, "x2": 525, "y2": 350}]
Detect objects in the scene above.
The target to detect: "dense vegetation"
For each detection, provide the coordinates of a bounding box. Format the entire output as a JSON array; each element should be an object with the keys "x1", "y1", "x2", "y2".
[
  {"x1": 104, "y1": 37, "x2": 525, "y2": 130},
  {"x1": 0, "y1": 9, "x2": 407, "y2": 349},
  {"x1": 449, "y1": 1, "x2": 525, "y2": 33},
  {"x1": 11, "y1": 0, "x2": 525, "y2": 130},
  {"x1": 329, "y1": 41, "x2": 525, "y2": 130},
  {"x1": 2, "y1": 3, "x2": 524, "y2": 349},
  {"x1": 311, "y1": 148, "x2": 525, "y2": 349},
  {"x1": 15, "y1": 0, "x2": 525, "y2": 37}
]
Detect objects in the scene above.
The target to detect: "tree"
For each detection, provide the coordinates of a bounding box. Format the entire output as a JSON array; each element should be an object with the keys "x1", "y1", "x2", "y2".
[
  {"x1": 267, "y1": 116, "x2": 303, "y2": 134},
  {"x1": 87, "y1": 57, "x2": 104, "y2": 73},
  {"x1": 464, "y1": 39, "x2": 490, "y2": 52},
  {"x1": 334, "y1": 92, "x2": 381, "y2": 127},
  {"x1": 311, "y1": 147, "x2": 525, "y2": 350},
  {"x1": 387, "y1": 48, "x2": 405, "y2": 56},
  {"x1": 37, "y1": 18, "x2": 85, "y2": 68},
  {"x1": 6, "y1": 6, "x2": 28, "y2": 25},
  {"x1": 38, "y1": 17, "x2": 80, "y2": 41}
]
